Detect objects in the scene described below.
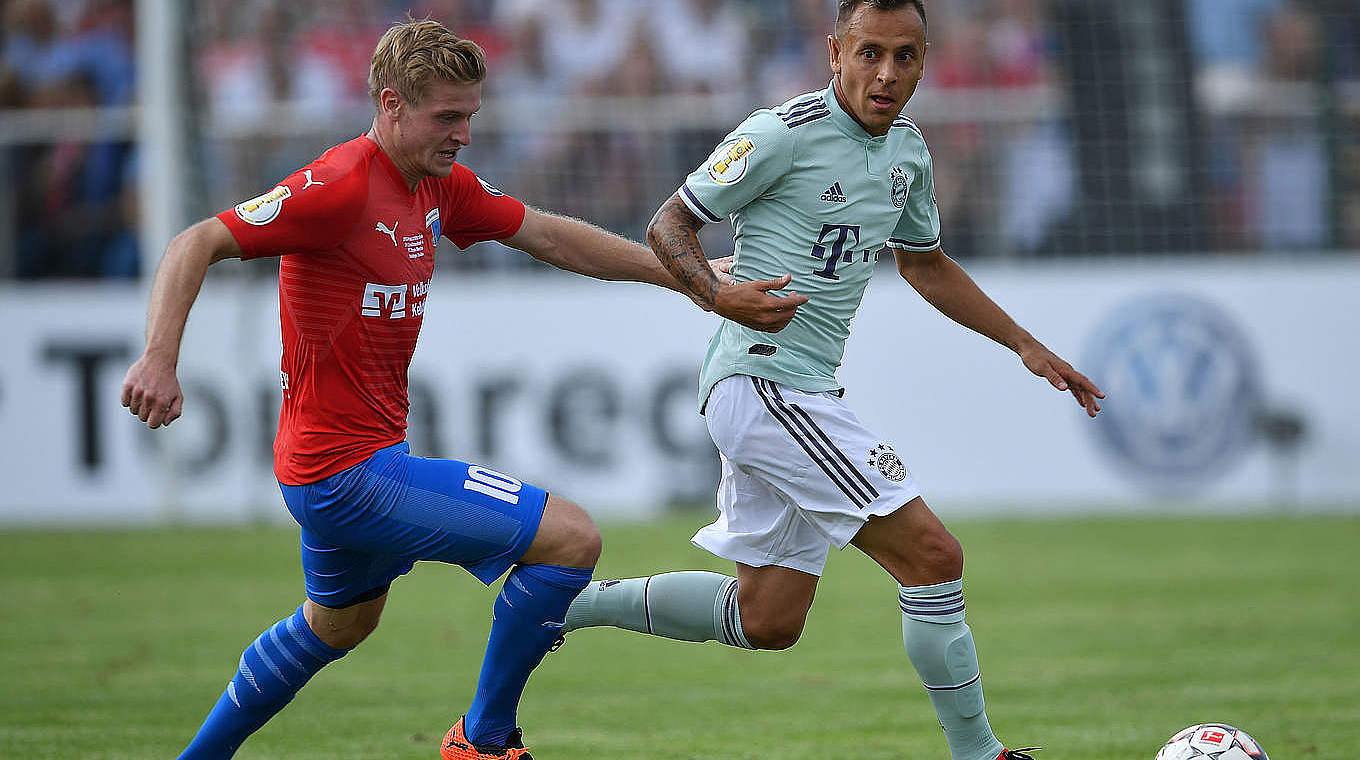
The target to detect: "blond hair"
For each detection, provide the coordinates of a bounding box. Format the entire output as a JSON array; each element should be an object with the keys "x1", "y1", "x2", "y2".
[{"x1": 368, "y1": 18, "x2": 487, "y2": 106}]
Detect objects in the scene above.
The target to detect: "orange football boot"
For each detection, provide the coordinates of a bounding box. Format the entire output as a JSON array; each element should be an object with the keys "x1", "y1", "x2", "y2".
[{"x1": 441, "y1": 717, "x2": 532, "y2": 760}]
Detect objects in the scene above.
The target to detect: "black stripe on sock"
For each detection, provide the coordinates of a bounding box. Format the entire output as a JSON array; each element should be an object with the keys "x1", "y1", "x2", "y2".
[
  {"x1": 899, "y1": 589, "x2": 963, "y2": 599},
  {"x1": 643, "y1": 576, "x2": 654, "y2": 635},
  {"x1": 923, "y1": 674, "x2": 981, "y2": 691},
  {"x1": 898, "y1": 593, "x2": 964, "y2": 606},
  {"x1": 719, "y1": 581, "x2": 735, "y2": 645},
  {"x1": 723, "y1": 580, "x2": 748, "y2": 648},
  {"x1": 900, "y1": 602, "x2": 967, "y2": 617}
]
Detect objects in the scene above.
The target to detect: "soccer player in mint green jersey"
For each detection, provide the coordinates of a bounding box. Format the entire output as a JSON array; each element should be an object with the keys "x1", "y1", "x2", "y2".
[{"x1": 563, "y1": 3, "x2": 1105, "y2": 760}]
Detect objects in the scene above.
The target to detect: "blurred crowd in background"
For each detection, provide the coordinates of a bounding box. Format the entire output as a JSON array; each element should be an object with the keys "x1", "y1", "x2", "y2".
[{"x1": 2, "y1": 0, "x2": 1358, "y2": 279}]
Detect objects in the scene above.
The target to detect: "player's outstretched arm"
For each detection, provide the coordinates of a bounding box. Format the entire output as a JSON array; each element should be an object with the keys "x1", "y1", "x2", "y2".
[
  {"x1": 121, "y1": 218, "x2": 241, "y2": 429},
  {"x1": 895, "y1": 247, "x2": 1104, "y2": 417},
  {"x1": 647, "y1": 194, "x2": 808, "y2": 333},
  {"x1": 503, "y1": 206, "x2": 695, "y2": 290}
]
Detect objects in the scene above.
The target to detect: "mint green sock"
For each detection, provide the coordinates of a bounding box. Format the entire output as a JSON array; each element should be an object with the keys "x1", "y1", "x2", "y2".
[
  {"x1": 900, "y1": 579, "x2": 1005, "y2": 760},
  {"x1": 564, "y1": 572, "x2": 753, "y2": 648}
]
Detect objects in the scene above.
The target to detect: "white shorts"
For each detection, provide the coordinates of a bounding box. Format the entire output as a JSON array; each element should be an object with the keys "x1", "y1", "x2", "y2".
[{"x1": 693, "y1": 375, "x2": 921, "y2": 576}]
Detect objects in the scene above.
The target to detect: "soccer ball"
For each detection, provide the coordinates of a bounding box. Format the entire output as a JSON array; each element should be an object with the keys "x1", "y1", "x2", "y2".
[{"x1": 1155, "y1": 724, "x2": 1269, "y2": 760}]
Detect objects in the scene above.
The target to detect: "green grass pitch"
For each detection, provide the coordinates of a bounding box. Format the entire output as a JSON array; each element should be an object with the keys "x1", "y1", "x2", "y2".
[{"x1": 2, "y1": 514, "x2": 1357, "y2": 759}]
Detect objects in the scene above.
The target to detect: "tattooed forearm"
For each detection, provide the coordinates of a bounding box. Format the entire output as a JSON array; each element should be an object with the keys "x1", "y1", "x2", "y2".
[{"x1": 647, "y1": 195, "x2": 721, "y2": 308}]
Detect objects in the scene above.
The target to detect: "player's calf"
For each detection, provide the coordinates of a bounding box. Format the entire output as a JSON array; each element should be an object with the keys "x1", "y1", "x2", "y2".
[
  {"x1": 564, "y1": 571, "x2": 756, "y2": 649},
  {"x1": 464, "y1": 562, "x2": 594, "y2": 747},
  {"x1": 564, "y1": 563, "x2": 822, "y2": 651},
  {"x1": 457, "y1": 495, "x2": 600, "y2": 747},
  {"x1": 898, "y1": 579, "x2": 1007, "y2": 760},
  {"x1": 178, "y1": 605, "x2": 351, "y2": 759}
]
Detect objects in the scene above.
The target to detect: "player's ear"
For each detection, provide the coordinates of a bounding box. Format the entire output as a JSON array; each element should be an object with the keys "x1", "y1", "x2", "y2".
[
  {"x1": 828, "y1": 34, "x2": 841, "y2": 75},
  {"x1": 379, "y1": 87, "x2": 403, "y2": 120}
]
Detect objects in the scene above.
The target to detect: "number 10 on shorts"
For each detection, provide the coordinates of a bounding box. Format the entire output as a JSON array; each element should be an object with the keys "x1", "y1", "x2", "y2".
[{"x1": 464, "y1": 465, "x2": 523, "y2": 505}]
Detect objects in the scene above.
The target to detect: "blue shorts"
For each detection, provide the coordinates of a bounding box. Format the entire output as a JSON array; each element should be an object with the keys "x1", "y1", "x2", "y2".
[{"x1": 278, "y1": 442, "x2": 548, "y2": 608}]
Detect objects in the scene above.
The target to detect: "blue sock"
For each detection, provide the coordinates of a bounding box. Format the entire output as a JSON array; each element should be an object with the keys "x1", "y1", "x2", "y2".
[
  {"x1": 464, "y1": 564, "x2": 594, "y2": 746},
  {"x1": 179, "y1": 605, "x2": 349, "y2": 760}
]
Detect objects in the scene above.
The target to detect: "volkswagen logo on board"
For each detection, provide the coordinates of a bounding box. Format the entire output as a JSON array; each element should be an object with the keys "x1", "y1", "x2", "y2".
[{"x1": 1085, "y1": 293, "x2": 1261, "y2": 489}]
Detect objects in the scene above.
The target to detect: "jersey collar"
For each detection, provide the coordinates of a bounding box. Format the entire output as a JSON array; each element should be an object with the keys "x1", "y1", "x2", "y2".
[{"x1": 824, "y1": 79, "x2": 890, "y2": 146}]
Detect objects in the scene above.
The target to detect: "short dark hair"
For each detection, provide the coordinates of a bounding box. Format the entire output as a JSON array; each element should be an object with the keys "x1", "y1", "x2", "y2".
[{"x1": 835, "y1": 0, "x2": 927, "y2": 38}]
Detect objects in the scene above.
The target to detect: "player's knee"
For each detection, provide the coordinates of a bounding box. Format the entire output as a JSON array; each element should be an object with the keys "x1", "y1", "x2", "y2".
[
  {"x1": 554, "y1": 498, "x2": 602, "y2": 568},
  {"x1": 520, "y1": 496, "x2": 601, "y2": 568},
  {"x1": 739, "y1": 605, "x2": 807, "y2": 650},
  {"x1": 878, "y1": 522, "x2": 963, "y2": 584},
  {"x1": 316, "y1": 617, "x2": 379, "y2": 650},
  {"x1": 741, "y1": 616, "x2": 805, "y2": 650},
  {"x1": 750, "y1": 630, "x2": 802, "y2": 651},
  {"x1": 571, "y1": 519, "x2": 603, "y2": 568},
  {"x1": 919, "y1": 526, "x2": 963, "y2": 579},
  {"x1": 328, "y1": 617, "x2": 380, "y2": 649},
  {"x1": 306, "y1": 599, "x2": 384, "y2": 649}
]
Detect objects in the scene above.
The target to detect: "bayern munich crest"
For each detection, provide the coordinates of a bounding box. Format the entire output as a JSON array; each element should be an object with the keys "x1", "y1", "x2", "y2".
[
  {"x1": 890, "y1": 166, "x2": 909, "y2": 209},
  {"x1": 868, "y1": 443, "x2": 906, "y2": 482}
]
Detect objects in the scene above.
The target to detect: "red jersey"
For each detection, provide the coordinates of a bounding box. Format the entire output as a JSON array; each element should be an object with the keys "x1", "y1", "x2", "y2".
[{"x1": 217, "y1": 135, "x2": 526, "y2": 485}]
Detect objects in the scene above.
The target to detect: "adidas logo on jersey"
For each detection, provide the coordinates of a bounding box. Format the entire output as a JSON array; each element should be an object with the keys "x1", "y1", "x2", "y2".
[{"x1": 820, "y1": 182, "x2": 847, "y2": 203}]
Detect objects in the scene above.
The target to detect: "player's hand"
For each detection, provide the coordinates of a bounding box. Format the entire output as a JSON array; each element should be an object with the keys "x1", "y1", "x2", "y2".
[
  {"x1": 1018, "y1": 341, "x2": 1105, "y2": 418},
  {"x1": 712, "y1": 273, "x2": 809, "y2": 333},
  {"x1": 708, "y1": 256, "x2": 737, "y2": 285},
  {"x1": 681, "y1": 257, "x2": 738, "y2": 311},
  {"x1": 121, "y1": 354, "x2": 184, "y2": 429}
]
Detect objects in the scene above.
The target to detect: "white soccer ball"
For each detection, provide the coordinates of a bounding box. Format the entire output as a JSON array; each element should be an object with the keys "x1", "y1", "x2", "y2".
[{"x1": 1155, "y1": 723, "x2": 1269, "y2": 760}]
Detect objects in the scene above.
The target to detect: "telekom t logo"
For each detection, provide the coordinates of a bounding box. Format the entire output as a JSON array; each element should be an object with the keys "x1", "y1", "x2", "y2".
[
  {"x1": 810, "y1": 223, "x2": 862, "y2": 280},
  {"x1": 362, "y1": 283, "x2": 407, "y2": 318}
]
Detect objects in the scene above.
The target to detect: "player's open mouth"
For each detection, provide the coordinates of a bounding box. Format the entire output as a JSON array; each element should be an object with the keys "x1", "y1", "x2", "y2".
[
  {"x1": 869, "y1": 95, "x2": 895, "y2": 109},
  {"x1": 437, "y1": 149, "x2": 458, "y2": 160}
]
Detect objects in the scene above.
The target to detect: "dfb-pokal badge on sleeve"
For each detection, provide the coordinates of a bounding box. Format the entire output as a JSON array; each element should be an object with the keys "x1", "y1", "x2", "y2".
[
  {"x1": 234, "y1": 185, "x2": 291, "y2": 226},
  {"x1": 707, "y1": 137, "x2": 755, "y2": 185}
]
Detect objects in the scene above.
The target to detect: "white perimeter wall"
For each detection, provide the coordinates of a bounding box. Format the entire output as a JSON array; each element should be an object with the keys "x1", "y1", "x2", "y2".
[{"x1": 2, "y1": 258, "x2": 1357, "y2": 525}]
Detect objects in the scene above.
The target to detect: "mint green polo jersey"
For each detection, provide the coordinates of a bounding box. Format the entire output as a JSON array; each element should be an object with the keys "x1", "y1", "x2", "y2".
[{"x1": 680, "y1": 82, "x2": 941, "y2": 409}]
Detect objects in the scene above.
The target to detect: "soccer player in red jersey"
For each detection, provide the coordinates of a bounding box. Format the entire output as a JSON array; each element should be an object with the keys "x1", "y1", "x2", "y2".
[{"x1": 120, "y1": 18, "x2": 803, "y2": 760}]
